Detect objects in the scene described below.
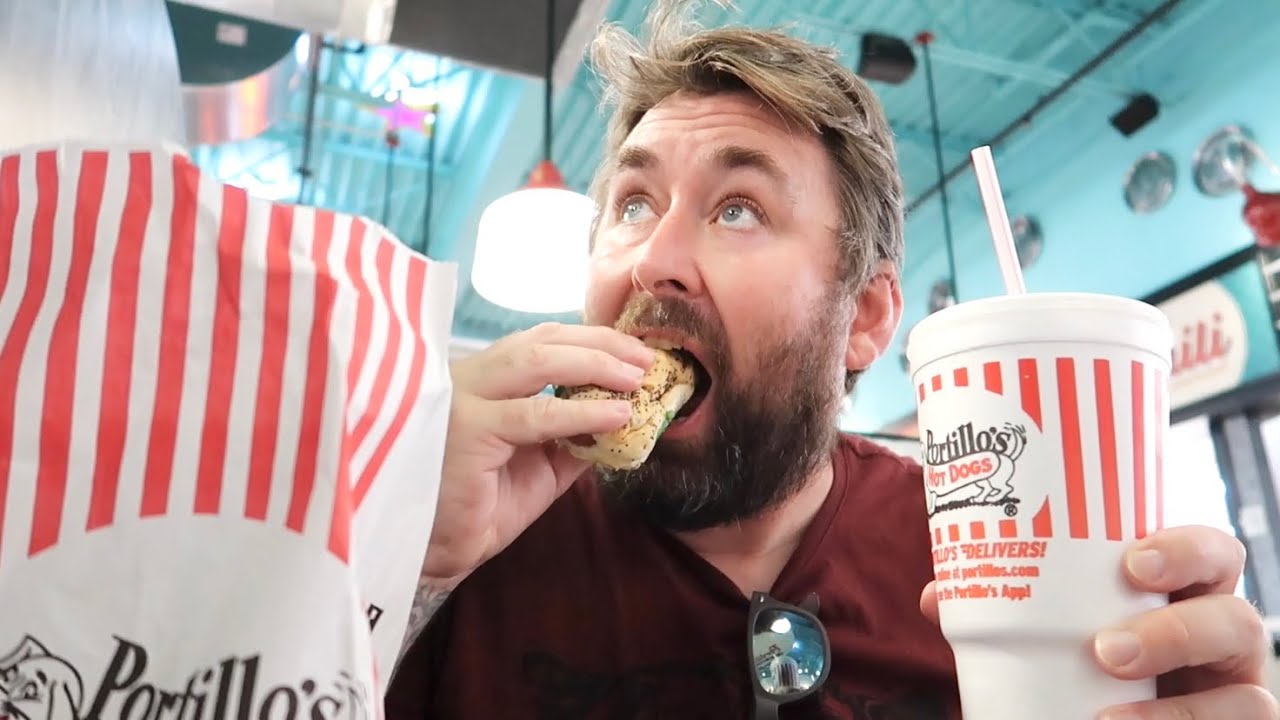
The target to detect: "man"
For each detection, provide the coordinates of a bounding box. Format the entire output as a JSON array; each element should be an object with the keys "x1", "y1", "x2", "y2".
[{"x1": 387, "y1": 2, "x2": 1279, "y2": 718}]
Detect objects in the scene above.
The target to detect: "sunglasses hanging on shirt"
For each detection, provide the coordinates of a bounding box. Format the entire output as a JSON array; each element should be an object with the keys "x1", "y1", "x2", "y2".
[{"x1": 747, "y1": 592, "x2": 831, "y2": 720}]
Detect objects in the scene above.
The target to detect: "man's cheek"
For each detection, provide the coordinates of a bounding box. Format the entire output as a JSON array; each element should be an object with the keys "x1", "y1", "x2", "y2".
[
  {"x1": 581, "y1": 280, "x2": 622, "y2": 328},
  {"x1": 584, "y1": 257, "x2": 637, "y2": 323}
]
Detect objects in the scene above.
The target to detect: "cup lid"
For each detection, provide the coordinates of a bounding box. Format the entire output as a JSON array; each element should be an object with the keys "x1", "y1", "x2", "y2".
[{"x1": 905, "y1": 292, "x2": 1172, "y2": 377}]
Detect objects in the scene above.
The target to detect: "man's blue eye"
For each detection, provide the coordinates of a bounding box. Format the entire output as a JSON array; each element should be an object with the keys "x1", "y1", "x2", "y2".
[
  {"x1": 621, "y1": 198, "x2": 655, "y2": 223},
  {"x1": 718, "y1": 202, "x2": 760, "y2": 228}
]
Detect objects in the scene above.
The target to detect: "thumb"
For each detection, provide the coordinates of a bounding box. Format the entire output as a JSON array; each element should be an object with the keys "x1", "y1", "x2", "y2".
[
  {"x1": 920, "y1": 580, "x2": 940, "y2": 625},
  {"x1": 547, "y1": 442, "x2": 594, "y2": 495}
]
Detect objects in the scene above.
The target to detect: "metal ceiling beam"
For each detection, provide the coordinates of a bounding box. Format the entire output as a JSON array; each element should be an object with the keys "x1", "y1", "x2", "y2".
[
  {"x1": 910, "y1": 0, "x2": 962, "y2": 44},
  {"x1": 925, "y1": 43, "x2": 1130, "y2": 97},
  {"x1": 315, "y1": 140, "x2": 449, "y2": 173},
  {"x1": 358, "y1": 178, "x2": 432, "y2": 213},
  {"x1": 796, "y1": 14, "x2": 1128, "y2": 97},
  {"x1": 218, "y1": 143, "x2": 291, "y2": 179},
  {"x1": 327, "y1": 52, "x2": 364, "y2": 213},
  {"x1": 263, "y1": 125, "x2": 448, "y2": 173},
  {"x1": 279, "y1": 113, "x2": 437, "y2": 145},
  {"x1": 892, "y1": 121, "x2": 979, "y2": 155},
  {"x1": 1081, "y1": 13, "x2": 1138, "y2": 33},
  {"x1": 444, "y1": 70, "x2": 494, "y2": 168},
  {"x1": 989, "y1": 20, "x2": 1085, "y2": 104},
  {"x1": 337, "y1": 61, "x2": 361, "y2": 90},
  {"x1": 313, "y1": 68, "x2": 466, "y2": 108},
  {"x1": 990, "y1": 0, "x2": 1224, "y2": 167},
  {"x1": 905, "y1": 0, "x2": 1185, "y2": 215},
  {"x1": 366, "y1": 49, "x2": 408, "y2": 99},
  {"x1": 1051, "y1": 7, "x2": 1103, "y2": 52},
  {"x1": 1008, "y1": 0, "x2": 1138, "y2": 31}
]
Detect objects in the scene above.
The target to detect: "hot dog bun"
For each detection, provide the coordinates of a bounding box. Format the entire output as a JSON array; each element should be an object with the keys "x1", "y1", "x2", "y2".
[{"x1": 557, "y1": 346, "x2": 696, "y2": 470}]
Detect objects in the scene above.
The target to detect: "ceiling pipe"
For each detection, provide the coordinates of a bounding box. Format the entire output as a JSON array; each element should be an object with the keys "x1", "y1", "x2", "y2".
[
  {"x1": 422, "y1": 59, "x2": 441, "y2": 256},
  {"x1": 296, "y1": 33, "x2": 324, "y2": 205},
  {"x1": 905, "y1": 0, "x2": 1185, "y2": 215}
]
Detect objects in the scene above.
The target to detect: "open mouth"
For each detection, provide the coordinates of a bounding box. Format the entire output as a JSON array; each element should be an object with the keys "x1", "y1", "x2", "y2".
[{"x1": 669, "y1": 347, "x2": 712, "y2": 421}]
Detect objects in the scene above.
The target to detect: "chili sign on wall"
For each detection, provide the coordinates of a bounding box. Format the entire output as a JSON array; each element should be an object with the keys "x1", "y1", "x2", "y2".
[{"x1": 1156, "y1": 257, "x2": 1280, "y2": 412}]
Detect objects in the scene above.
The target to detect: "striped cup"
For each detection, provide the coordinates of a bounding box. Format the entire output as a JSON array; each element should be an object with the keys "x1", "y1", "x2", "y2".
[{"x1": 907, "y1": 293, "x2": 1172, "y2": 720}]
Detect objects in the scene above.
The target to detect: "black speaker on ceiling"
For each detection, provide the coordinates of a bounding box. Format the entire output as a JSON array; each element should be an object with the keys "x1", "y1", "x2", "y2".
[
  {"x1": 857, "y1": 33, "x2": 917, "y2": 85},
  {"x1": 1110, "y1": 93, "x2": 1160, "y2": 136}
]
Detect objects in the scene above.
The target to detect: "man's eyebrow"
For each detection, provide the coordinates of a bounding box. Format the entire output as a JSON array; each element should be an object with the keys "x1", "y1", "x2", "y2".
[
  {"x1": 614, "y1": 145, "x2": 658, "y2": 172},
  {"x1": 606, "y1": 143, "x2": 794, "y2": 204},
  {"x1": 710, "y1": 145, "x2": 786, "y2": 186}
]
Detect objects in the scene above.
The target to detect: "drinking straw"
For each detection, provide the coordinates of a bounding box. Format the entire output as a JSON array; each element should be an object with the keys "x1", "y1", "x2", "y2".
[{"x1": 970, "y1": 145, "x2": 1027, "y2": 295}]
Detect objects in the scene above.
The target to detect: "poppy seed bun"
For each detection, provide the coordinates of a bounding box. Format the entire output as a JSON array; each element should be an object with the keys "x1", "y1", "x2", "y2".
[{"x1": 557, "y1": 347, "x2": 697, "y2": 470}]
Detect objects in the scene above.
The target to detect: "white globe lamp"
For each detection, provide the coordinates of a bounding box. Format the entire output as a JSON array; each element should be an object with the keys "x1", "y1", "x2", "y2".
[{"x1": 471, "y1": 159, "x2": 593, "y2": 314}]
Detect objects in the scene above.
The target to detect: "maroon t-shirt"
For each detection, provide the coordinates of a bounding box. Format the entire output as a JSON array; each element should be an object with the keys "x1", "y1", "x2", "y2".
[{"x1": 387, "y1": 433, "x2": 960, "y2": 719}]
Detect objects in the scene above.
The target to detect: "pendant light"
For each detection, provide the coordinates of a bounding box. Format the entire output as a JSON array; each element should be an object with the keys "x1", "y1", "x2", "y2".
[
  {"x1": 471, "y1": 0, "x2": 594, "y2": 314},
  {"x1": 917, "y1": 31, "x2": 959, "y2": 311}
]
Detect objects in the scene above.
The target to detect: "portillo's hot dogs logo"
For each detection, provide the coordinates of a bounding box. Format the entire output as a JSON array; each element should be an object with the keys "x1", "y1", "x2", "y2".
[
  {"x1": 0, "y1": 634, "x2": 371, "y2": 720},
  {"x1": 923, "y1": 422, "x2": 1029, "y2": 518}
]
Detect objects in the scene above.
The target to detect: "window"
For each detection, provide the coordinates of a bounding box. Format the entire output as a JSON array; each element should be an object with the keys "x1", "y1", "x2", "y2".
[{"x1": 1167, "y1": 416, "x2": 1246, "y2": 598}]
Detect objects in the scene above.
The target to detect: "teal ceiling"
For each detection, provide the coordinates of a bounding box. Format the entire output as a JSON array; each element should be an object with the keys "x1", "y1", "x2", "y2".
[{"x1": 187, "y1": 0, "x2": 1280, "y2": 428}]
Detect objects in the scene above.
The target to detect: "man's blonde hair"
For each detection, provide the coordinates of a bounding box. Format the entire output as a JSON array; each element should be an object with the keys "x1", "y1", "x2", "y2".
[{"x1": 587, "y1": 0, "x2": 905, "y2": 293}]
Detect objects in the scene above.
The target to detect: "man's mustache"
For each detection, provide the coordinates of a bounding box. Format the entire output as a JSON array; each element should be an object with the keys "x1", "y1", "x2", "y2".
[{"x1": 614, "y1": 296, "x2": 726, "y2": 376}]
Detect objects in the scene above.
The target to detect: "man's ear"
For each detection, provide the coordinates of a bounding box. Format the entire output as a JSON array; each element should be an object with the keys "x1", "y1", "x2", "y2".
[{"x1": 845, "y1": 261, "x2": 903, "y2": 374}]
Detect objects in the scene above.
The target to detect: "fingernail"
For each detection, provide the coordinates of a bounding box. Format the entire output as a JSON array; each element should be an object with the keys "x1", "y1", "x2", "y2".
[
  {"x1": 624, "y1": 363, "x2": 646, "y2": 381},
  {"x1": 1127, "y1": 549, "x2": 1165, "y2": 583},
  {"x1": 1095, "y1": 630, "x2": 1142, "y2": 669}
]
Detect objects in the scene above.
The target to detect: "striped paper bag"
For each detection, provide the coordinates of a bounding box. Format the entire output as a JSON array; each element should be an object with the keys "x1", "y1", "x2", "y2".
[{"x1": 0, "y1": 143, "x2": 456, "y2": 718}]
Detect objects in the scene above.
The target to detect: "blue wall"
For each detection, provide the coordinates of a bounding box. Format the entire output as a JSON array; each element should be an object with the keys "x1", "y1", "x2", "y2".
[{"x1": 847, "y1": 6, "x2": 1280, "y2": 432}]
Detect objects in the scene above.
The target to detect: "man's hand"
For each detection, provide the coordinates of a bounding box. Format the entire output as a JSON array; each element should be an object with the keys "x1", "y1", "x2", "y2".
[
  {"x1": 1091, "y1": 526, "x2": 1277, "y2": 719},
  {"x1": 421, "y1": 323, "x2": 653, "y2": 584},
  {"x1": 920, "y1": 525, "x2": 1279, "y2": 719}
]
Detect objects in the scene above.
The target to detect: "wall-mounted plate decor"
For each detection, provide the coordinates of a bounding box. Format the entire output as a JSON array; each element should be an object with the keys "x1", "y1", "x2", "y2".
[
  {"x1": 1193, "y1": 125, "x2": 1256, "y2": 197},
  {"x1": 1011, "y1": 215, "x2": 1044, "y2": 268},
  {"x1": 1123, "y1": 151, "x2": 1177, "y2": 214},
  {"x1": 928, "y1": 278, "x2": 955, "y2": 314}
]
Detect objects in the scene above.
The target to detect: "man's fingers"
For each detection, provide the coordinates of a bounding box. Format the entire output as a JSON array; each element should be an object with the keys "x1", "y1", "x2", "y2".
[
  {"x1": 470, "y1": 343, "x2": 651, "y2": 400},
  {"x1": 521, "y1": 322, "x2": 657, "y2": 368},
  {"x1": 1099, "y1": 684, "x2": 1279, "y2": 720},
  {"x1": 920, "y1": 581, "x2": 940, "y2": 625},
  {"x1": 1094, "y1": 594, "x2": 1268, "y2": 684},
  {"x1": 486, "y1": 395, "x2": 632, "y2": 446},
  {"x1": 1124, "y1": 525, "x2": 1246, "y2": 597}
]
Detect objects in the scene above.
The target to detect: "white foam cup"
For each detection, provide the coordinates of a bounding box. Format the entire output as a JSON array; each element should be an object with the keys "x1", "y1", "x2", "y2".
[{"x1": 906, "y1": 293, "x2": 1173, "y2": 720}]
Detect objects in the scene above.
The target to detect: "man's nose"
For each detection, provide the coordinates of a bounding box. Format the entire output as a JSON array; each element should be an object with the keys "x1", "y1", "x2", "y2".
[{"x1": 631, "y1": 207, "x2": 704, "y2": 298}]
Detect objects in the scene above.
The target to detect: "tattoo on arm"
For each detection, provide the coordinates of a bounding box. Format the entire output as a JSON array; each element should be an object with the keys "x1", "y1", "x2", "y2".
[
  {"x1": 407, "y1": 577, "x2": 451, "y2": 638},
  {"x1": 394, "y1": 575, "x2": 452, "y2": 671}
]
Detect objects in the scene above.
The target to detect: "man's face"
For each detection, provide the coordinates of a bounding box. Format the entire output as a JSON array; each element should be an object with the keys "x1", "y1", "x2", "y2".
[{"x1": 583, "y1": 91, "x2": 861, "y2": 530}]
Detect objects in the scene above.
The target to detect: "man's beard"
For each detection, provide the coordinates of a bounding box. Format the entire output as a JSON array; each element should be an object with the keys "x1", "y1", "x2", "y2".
[{"x1": 593, "y1": 291, "x2": 848, "y2": 532}]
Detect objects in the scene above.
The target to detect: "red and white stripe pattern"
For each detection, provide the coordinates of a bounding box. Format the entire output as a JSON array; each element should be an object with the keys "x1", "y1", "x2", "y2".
[
  {"x1": 920, "y1": 356, "x2": 1167, "y2": 545},
  {"x1": 0, "y1": 147, "x2": 439, "y2": 570}
]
